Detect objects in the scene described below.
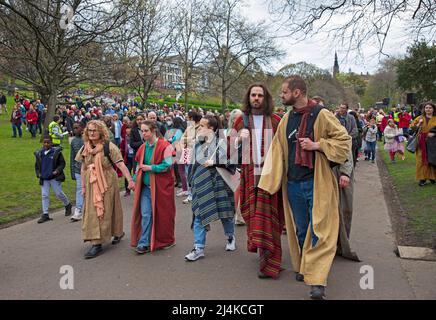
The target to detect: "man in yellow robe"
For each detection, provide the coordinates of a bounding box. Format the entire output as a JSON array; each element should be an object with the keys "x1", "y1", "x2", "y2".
[{"x1": 258, "y1": 75, "x2": 351, "y2": 299}]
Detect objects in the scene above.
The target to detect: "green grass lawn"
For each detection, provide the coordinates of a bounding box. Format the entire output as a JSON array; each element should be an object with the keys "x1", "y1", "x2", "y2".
[
  {"x1": 0, "y1": 99, "x2": 77, "y2": 224},
  {"x1": 0, "y1": 90, "x2": 226, "y2": 226},
  {"x1": 0, "y1": 96, "x2": 127, "y2": 225},
  {"x1": 378, "y1": 141, "x2": 436, "y2": 245}
]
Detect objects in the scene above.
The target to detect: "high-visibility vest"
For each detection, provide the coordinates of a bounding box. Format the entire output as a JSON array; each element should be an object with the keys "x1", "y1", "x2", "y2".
[{"x1": 48, "y1": 121, "x2": 62, "y2": 145}]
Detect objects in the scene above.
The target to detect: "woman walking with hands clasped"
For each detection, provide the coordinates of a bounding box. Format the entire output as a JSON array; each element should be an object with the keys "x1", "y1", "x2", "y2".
[
  {"x1": 130, "y1": 121, "x2": 176, "y2": 254},
  {"x1": 76, "y1": 120, "x2": 135, "y2": 259}
]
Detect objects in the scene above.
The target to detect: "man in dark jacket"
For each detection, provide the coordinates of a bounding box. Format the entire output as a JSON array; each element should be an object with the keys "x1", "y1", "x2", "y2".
[
  {"x1": 0, "y1": 93, "x2": 7, "y2": 114},
  {"x1": 34, "y1": 136, "x2": 72, "y2": 223}
]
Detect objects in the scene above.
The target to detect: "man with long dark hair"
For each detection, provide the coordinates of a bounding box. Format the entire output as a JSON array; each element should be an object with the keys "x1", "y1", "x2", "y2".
[{"x1": 233, "y1": 84, "x2": 285, "y2": 279}]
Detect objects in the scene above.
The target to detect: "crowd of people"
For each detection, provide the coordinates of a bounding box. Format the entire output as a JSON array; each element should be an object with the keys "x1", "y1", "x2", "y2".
[{"x1": 25, "y1": 77, "x2": 435, "y2": 300}]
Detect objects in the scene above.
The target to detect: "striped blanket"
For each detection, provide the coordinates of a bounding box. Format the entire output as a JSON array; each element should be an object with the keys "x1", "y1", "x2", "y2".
[
  {"x1": 188, "y1": 141, "x2": 235, "y2": 226},
  {"x1": 191, "y1": 164, "x2": 235, "y2": 226}
]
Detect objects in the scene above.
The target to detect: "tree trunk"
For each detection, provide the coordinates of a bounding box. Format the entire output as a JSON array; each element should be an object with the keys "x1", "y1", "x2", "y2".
[
  {"x1": 184, "y1": 80, "x2": 189, "y2": 110},
  {"x1": 7, "y1": 78, "x2": 15, "y2": 96},
  {"x1": 221, "y1": 79, "x2": 227, "y2": 113},
  {"x1": 44, "y1": 91, "x2": 59, "y2": 129}
]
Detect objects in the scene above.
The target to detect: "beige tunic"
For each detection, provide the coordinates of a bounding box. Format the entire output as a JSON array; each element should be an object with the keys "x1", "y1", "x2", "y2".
[
  {"x1": 259, "y1": 109, "x2": 351, "y2": 286},
  {"x1": 75, "y1": 142, "x2": 124, "y2": 244}
]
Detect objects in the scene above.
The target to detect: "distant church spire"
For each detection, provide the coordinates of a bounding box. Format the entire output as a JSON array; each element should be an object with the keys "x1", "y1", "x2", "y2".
[{"x1": 333, "y1": 52, "x2": 339, "y2": 78}]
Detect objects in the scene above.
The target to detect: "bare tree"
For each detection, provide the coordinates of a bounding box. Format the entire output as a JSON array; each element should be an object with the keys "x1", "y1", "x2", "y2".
[
  {"x1": 106, "y1": 16, "x2": 139, "y2": 101},
  {"x1": 268, "y1": 0, "x2": 436, "y2": 56},
  {"x1": 205, "y1": 0, "x2": 284, "y2": 111},
  {"x1": 125, "y1": 0, "x2": 174, "y2": 104},
  {"x1": 0, "y1": 0, "x2": 131, "y2": 127},
  {"x1": 172, "y1": 0, "x2": 208, "y2": 109}
]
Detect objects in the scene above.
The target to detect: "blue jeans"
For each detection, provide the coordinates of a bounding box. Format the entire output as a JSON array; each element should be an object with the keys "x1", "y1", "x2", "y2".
[
  {"x1": 114, "y1": 137, "x2": 121, "y2": 148},
  {"x1": 28, "y1": 123, "x2": 37, "y2": 137},
  {"x1": 74, "y1": 173, "x2": 83, "y2": 211},
  {"x1": 287, "y1": 179, "x2": 319, "y2": 249},
  {"x1": 193, "y1": 215, "x2": 234, "y2": 249},
  {"x1": 366, "y1": 141, "x2": 376, "y2": 161},
  {"x1": 138, "y1": 185, "x2": 152, "y2": 248},
  {"x1": 12, "y1": 123, "x2": 22, "y2": 137},
  {"x1": 41, "y1": 179, "x2": 70, "y2": 215}
]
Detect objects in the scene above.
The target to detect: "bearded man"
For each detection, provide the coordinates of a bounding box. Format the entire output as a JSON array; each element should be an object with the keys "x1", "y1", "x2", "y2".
[
  {"x1": 233, "y1": 84, "x2": 284, "y2": 279},
  {"x1": 258, "y1": 75, "x2": 351, "y2": 299}
]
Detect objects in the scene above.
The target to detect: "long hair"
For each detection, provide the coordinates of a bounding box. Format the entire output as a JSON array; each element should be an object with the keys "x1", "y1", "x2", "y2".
[
  {"x1": 242, "y1": 83, "x2": 274, "y2": 116},
  {"x1": 83, "y1": 120, "x2": 110, "y2": 144}
]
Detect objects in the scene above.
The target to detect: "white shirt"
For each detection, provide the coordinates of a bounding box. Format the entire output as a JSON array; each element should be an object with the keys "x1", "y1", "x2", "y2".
[{"x1": 252, "y1": 115, "x2": 263, "y2": 165}]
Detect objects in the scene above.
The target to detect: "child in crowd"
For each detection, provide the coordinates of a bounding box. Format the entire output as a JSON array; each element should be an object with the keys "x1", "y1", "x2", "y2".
[
  {"x1": 383, "y1": 119, "x2": 405, "y2": 163},
  {"x1": 364, "y1": 118, "x2": 378, "y2": 163},
  {"x1": 34, "y1": 136, "x2": 72, "y2": 223}
]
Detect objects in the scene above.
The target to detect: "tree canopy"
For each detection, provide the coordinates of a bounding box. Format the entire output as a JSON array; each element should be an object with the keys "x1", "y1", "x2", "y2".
[{"x1": 397, "y1": 41, "x2": 436, "y2": 101}]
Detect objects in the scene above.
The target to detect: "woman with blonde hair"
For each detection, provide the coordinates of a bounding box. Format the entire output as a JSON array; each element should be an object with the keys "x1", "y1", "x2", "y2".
[{"x1": 76, "y1": 120, "x2": 135, "y2": 259}]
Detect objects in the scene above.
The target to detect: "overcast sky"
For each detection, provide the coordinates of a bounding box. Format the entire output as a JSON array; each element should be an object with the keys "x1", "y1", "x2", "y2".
[{"x1": 241, "y1": 0, "x2": 411, "y2": 75}]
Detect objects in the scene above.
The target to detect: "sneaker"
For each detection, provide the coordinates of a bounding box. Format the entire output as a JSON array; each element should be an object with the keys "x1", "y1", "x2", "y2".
[
  {"x1": 419, "y1": 180, "x2": 426, "y2": 187},
  {"x1": 225, "y1": 235, "x2": 236, "y2": 251},
  {"x1": 371, "y1": 159, "x2": 375, "y2": 163},
  {"x1": 182, "y1": 195, "x2": 192, "y2": 204},
  {"x1": 70, "y1": 208, "x2": 82, "y2": 222},
  {"x1": 112, "y1": 232, "x2": 125, "y2": 245},
  {"x1": 310, "y1": 285, "x2": 326, "y2": 300},
  {"x1": 136, "y1": 246, "x2": 150, "y2": 254},
  {"x1": 65, "y1": 203, "x2": 72, "y2": 216},
  {"x1": 124, "y1": 190, "x2": 131, "y2": 197},
  {"x1": 184, "y1": 247, "x2": 205, "y2": 261},
  {"x1": 176, "y1": 190, "x2": 188, "y2": 197},
  {"x1": 37, "y1": 214, "x2": 52, "y2": 224},
  {"x1": 430, "y1": 180, "x2": 435, "y2": 185}
]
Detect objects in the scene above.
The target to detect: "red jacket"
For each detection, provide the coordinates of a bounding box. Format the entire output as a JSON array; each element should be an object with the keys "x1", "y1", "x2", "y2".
[
  {"x1": 24, "y1": 100, "x2": 31, "y2": 111},
  {"x1": 380, "y1": 115, "x2": 392, "y2": 133},
  {"x1": 398, "y1": 112, "x2": 412, "y2": 129},
  {"x1": 26, "y1": 110, "x2": 38, "y2": 124}
]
